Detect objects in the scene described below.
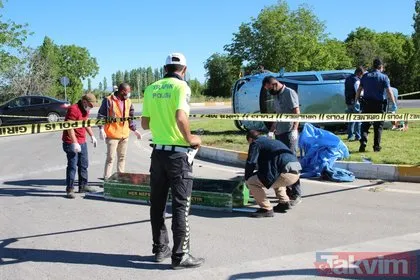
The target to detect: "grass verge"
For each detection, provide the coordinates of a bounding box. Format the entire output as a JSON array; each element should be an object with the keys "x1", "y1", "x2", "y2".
[
  {"x1": 190, "y1": 108, "x2": 420, "y2": 165},
  {"x1": 132, "y1": 96, "x2": 231, "y2": 104}
]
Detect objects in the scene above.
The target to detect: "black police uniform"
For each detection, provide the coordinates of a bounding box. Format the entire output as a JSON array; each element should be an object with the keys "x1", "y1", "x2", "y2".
[
  {"x1": 359, "y1": 69, "x2": 391, "y2": 151},
  {"x1": 143, "y1": 71, "x2": 202, "y2": 268}
]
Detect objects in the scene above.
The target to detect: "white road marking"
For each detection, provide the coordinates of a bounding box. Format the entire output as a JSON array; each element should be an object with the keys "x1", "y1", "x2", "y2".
[
  {"x1": 305, "y1": 178, "x2": 420, "y2": 195},
  {"x1": 0, "y1": 160, "x2": 101, "y2": 183}
]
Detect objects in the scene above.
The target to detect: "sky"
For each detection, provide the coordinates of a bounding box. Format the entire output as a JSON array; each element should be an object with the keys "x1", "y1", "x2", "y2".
[{"x1": 1, "y1": 0, "x2": 417, "y2": 90}]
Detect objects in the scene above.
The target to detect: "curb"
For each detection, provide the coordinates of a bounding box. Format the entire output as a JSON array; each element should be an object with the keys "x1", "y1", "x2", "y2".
[{"x1": 196, "y1": 146, "x2": 420, "y2": 183}]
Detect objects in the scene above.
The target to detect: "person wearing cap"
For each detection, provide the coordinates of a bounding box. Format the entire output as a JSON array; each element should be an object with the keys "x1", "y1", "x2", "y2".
[
  {"x1": 245, "y1": 130, "x2": 302, "y2": 218},
  {"x1": 97, "y1": 83, "x2": 142, "y2": 180},
  {"x1": 62, "y1": 93, "x2": 99, "y2": 199},
  {"x1": 141, "y1": 53, "x2": 204, "y2": 269},
  {"x1": 262, "y1": 76, "x2": 302, "y2": 206},
  {"x1": 355, "y1": 58, "x2": 397, "y2": 152}
]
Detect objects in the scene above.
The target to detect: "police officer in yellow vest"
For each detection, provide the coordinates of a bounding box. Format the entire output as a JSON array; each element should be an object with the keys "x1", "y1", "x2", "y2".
[
  {"x1": 141, "y1": 53, "x2": 204, "y2": 270},
  {"x1": 98, "y1": 83, "x2": 142, "y2": 180}
]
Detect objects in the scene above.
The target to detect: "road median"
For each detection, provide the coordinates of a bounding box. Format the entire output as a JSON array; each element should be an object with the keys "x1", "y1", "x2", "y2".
[{"x1": 196, "y1": 146, "x2": 420, "y2": 183}]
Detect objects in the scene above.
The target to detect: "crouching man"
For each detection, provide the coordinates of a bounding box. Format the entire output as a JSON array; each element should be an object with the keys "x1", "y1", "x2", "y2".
[{"x1": 245, "y1": 130, "x2": 302, "y2": 218}]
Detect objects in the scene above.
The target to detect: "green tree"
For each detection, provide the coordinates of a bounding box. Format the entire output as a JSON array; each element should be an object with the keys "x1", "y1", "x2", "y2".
[
  {"x1": 98, "y1": 81, "x2": 103, "y2": 91},
  {"x1": 87, "y1": 78, "x2": 92, "y2": 91},
  {"x1": 316, "y1": 39, "x2": 353, "y2": 70},
  {"x1": 37, "y1": 36, "x2": 60, "y2": 97},
  {"x1": 123, "y1": 70, "x2": 130, "y2": 83},
  {"x1": 146, "y1": 67, "x2": 153, "y2": 86},
  {"x1": 115, "y1": 71, "x2": 123, "y2": 85},
  {"x1": 345, "y1": 27, "x2": 380, "y2": 68},
  {"x1": 111, "y1": 73, "x2": 116, "y2": 87},
  {"x1": 189, "y1": 78, "x2": 203, "y2": 97},
  {"x1": 410, "y1": 0, "x2": 420, "y2": 93},
  {"x1": 224, "y1": 1, "x2": 327, "y2": 72},
  {"x1": 0, "y1": 1, "x2": 31, "y2": 73},
  {"x1": 204, "y1": 53, "x2": 238, "y2": 97},
  {"x1": 345, "y1": 27, "x2": 415, "y2": 92},
  {"x1": 159, "y1": 67, "x2": 164, "y2": 79},
  {"x1": 58, "y1": 45, "x2": 99, "y2": 102},
  {"x1": 129, "y1": 69, "x2": 137, "y2": 94},
  {"x1": 376, "y1": 32, "x2": 414, "y2": 93},
  {"x1": 1, "y1": 49, "x2": 56, "y2": 99},
  {"x1": 154, "y1": 68, "x2": 160, "y2": 81},
  {"x1": 103, "y1": 77, "x2": 107, "y2": 92}
]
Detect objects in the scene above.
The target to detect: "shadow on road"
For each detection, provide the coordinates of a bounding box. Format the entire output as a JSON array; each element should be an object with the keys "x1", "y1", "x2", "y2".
[
  {"x1": 0, "y1": 219, "x2": 171, "y2": 269},
  {"x1": 0, "y1": 238, "x2": 169, "y2": 269},
  {"x1": 301, "y1": 180, "x2": 385, "y2": 199},
  {"x1": 0, "y1": 219, "x2": 152, "y2": 242},
  {"x1": 0, "y1": 179, "x2": 103, "y2": 197}
]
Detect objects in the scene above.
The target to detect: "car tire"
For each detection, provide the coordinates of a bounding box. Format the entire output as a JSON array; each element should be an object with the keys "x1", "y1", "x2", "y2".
[{"x1": 47, "y1": 112, "x2": 60, "y2": 123}]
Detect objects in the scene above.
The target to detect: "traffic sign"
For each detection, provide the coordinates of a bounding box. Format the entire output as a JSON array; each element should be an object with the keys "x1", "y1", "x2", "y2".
[{"x1": 60, "y1": 76, "x2": 70, "y2": 87}]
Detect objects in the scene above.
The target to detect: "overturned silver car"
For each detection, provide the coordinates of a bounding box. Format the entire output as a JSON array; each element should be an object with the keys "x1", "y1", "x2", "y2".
[{"x1": 231, "y1": 70, "x2": 398, "y2": 131}]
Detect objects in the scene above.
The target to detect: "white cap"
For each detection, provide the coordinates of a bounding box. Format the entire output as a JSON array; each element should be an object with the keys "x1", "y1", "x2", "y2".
[{"x1": 165, "y1": 53, "x2": 187, "y2": 66}]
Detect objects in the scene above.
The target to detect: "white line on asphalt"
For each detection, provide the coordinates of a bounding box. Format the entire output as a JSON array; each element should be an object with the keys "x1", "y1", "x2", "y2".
[
  {"x1": 384, "y1": 188, "x2": 420, "y2": 195},
  {"x1": 0, "y1": 160, "x2": 101, "y2": 183},
  {"x1": 306, "y1": 178, "x2": 420, "y2": 195}
]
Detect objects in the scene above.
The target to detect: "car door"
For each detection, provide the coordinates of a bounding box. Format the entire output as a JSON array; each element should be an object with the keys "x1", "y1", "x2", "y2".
[
  {"x1": 1, "y1": 97, "x2": 32, "y2": 124},
  {"x1": 29, "y1": 96, "x2": 47, "y2": 121}
]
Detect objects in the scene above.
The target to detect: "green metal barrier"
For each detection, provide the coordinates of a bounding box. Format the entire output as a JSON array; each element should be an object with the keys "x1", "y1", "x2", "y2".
[{"x1": 103, "y1": 173, "x2": 250, "y2": 211}]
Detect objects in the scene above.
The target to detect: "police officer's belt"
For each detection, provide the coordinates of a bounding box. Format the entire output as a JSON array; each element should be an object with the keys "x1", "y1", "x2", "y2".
[{"x1": 153, "y1": 144, "x2": 191, "y2": 153}]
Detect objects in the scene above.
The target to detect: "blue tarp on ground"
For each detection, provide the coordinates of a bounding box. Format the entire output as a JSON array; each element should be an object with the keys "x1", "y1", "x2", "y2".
[{"x1": 298, "y1": 123, "x2": 355, "y2": 182}]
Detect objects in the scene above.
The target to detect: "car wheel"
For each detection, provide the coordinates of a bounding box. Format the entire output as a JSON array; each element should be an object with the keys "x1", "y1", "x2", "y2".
[{"x1": 47, "y1": 112, "x2": 60, "y2": 123}]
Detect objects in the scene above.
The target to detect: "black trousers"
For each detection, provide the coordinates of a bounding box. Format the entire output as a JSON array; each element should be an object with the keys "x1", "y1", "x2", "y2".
[
  {"x1": 275, "y1": 131, "x2": 302, "y2": 197},
  {"x1": 150, "y1": 149, "x2": 193, "y2": 261},
  {"x1": 360, "y1": 100, "x2": 385, "y2": 149}
]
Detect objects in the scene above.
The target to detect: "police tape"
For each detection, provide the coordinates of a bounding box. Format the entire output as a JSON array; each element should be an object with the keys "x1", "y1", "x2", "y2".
[
  {"x1": 398, "y1": 91, "x2": 420, "y2": 98},
  {"x1": 1, "y1": 113, "x2": 420, "y2": 137},
  {"x1": 0, "y1": 114, "x2": 50, "y2": 119},
  {"x1": 189, "y1": 113, "x2": 420, "y2": 123},
  {"x1": 0, "y1": 117, "x2": 140, "y2": 137}
]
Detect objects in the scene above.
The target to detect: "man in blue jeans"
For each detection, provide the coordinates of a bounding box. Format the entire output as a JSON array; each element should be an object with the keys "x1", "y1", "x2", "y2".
[
  {"x1": 62, "y1": 93, "x2": 99, "y2": 199},
  {"x1": 344, "y1": 66, "x2": 364, "y2": 141}
]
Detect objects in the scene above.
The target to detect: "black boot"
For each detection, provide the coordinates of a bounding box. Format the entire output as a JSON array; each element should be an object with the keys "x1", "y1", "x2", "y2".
[
  {"x1": 153, "y1": 245, "x2": 171, "y2": 263},
  {"x1": 273, "y1": 202, "x2": 291, "y2": 213},
  {"x1": 172, "y1": 254, "x2": 205, "y2": 270},
  {"x1": 250, "y1": 208, "x2": 274, "y2": 218}
]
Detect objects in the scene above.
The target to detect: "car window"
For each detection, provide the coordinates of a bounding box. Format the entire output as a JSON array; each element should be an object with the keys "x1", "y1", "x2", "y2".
[
  {"x1": 284, "y1": 75, "x2": 318, "y2": 81},
  {"x1": 21, "y1": 97, "x2": 30, "y2": 106},
  {"x1": 8, "y1": 98, "x2": 20, "y2": 108},
  {"x1": 8, "y1": 97, "x2": 30, "y2": 108},
  {"x1": 30, "y1": 97, "x2": 44, "y2": 105},
  {"x1": 321, "y1": 73, "x2": 352, "y2": 81},
  {"x1": 260, "y1": 83, "x2": 299, "y2": 114},
  {"x1": 44, "y1": 98, "x2": 51, "y2": 104}
]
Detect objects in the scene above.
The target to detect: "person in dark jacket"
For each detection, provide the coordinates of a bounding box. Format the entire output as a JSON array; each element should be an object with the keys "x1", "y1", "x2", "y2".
[
  {"x1": 344, "y1": 66, "x2": 365, "y2": 141},
  {"x1": 245, "y1": 130, "x2": 302, "y2": 218},
  {"x1": 355, "y1": 58, "x2": 397, "y2": 152}
]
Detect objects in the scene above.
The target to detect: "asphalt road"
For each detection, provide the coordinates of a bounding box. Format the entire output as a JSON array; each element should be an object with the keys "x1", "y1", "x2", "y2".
[
  {"x1": 90, "y1": 103, "x2": 232, "y2": 116},
  {"x1": 398, "y1": 99, "x2": 420, "y2": 109},
  {"x1": 1, "y1": 106, "x2": 420, "y2": 279}
]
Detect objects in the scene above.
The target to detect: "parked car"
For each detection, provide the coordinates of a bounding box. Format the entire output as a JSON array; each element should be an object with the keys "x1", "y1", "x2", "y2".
[
  {"x1": 0, "y1": 95, "x2": 70, "y2": 126},
  {"x1": 231, "y1": 70, "x2": 398, "y2": 131}
]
